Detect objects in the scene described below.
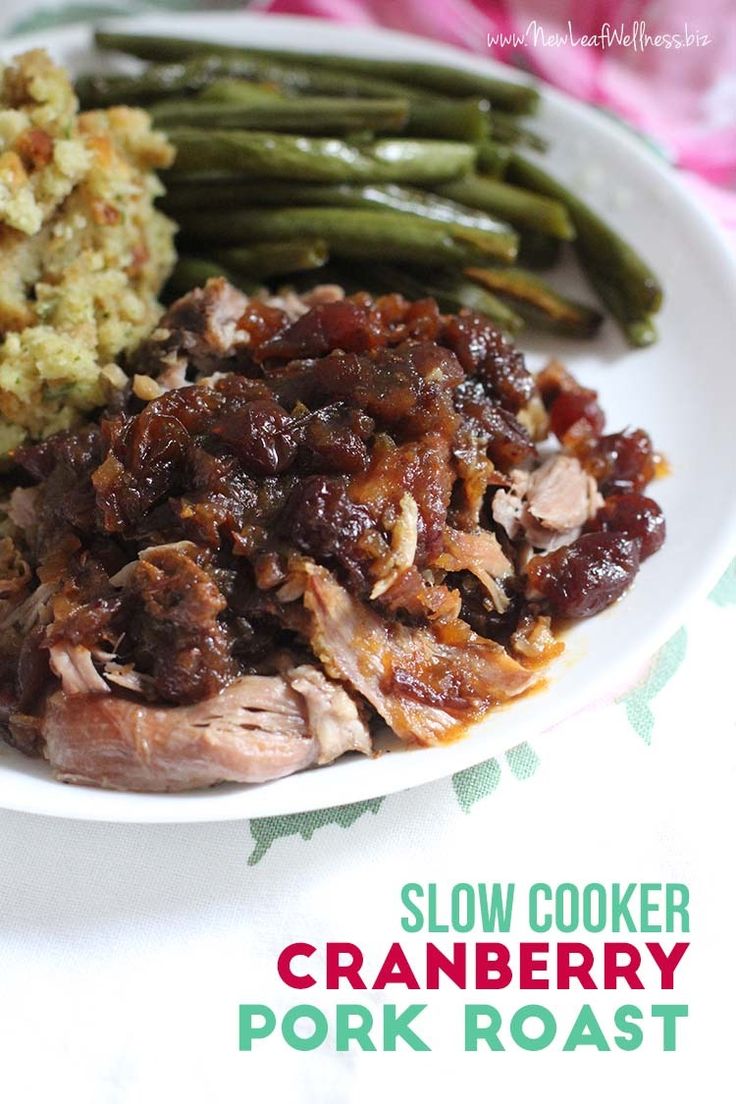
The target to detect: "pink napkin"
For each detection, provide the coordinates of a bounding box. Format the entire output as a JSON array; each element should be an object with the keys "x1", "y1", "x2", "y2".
[{"x1": 263, "y1": 0, "x2": 736, "y2": 240}]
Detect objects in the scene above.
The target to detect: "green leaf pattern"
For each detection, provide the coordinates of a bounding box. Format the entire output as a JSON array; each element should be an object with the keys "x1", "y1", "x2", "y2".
[
  {"x1": 709, "y1": 558, "x2": 736, "y2": 607},
  {"x1": 248, "y1": 798, "x2": 383, "y2": 865},
  {"x1": 617, "y1": 627, "x2": 687, "y2": 744},
  {"x1": 505, "y1": 740, "x2": 540, "y2": 780},
  {"x1": 451, "y1": 757, "x2": 502, "y2": 813}
]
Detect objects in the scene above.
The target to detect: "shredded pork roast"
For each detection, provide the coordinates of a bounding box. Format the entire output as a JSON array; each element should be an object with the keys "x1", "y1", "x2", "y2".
[{"x1": 0, "y1": 280, "x2": 666, "y2": 791}]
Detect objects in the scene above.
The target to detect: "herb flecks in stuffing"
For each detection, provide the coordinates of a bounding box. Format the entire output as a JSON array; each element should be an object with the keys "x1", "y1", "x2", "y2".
[{"x1": 0, "y1": 49, "x2": 175, "y2": 454}]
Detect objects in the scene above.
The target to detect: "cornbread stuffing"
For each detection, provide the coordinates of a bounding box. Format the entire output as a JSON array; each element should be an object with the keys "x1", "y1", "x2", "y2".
[{"x1": 0, "y1": 48, "x2": 176, "y2": 454}]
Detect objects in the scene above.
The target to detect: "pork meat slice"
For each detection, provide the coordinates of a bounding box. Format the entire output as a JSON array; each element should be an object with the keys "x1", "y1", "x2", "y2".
[
  {"x1": 302, "y1": 563, "x2": 535, "y2": 746},
  {"x1": 434, "y1": 526, "x2": 513, "y2": 613},
  {"x1": 526, "y1": 455, "x2": 600, "y2": 532},
  {"x1": 6, "y1": 486, "x2": 40, "y2": 535},
  {"x1": 286, "y1": 665, "x2": 371, "y2": 764},
  {"x1": 42, "y1": 666, "x2": 371, "y2": 792},
  {"x1": 134, "y1": 277, "x2": 252, "y2": 381},
  {"x1": 492, "y1": 457, "x2": 602, "y2": 551},
  {"x1": 48, "y1": 643, "x2": 110, "y2": 696}
]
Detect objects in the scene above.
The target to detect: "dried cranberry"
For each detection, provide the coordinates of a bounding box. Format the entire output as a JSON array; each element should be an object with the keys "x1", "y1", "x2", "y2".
[
  {"x1": 13, "y1": 424, "x2": 102, "y2": 484},
  {"x1": 296, "y1": 404, "x2": 373, "y2": 474},
  {"x1": 129, "y1": 412, "x2": 189, "y2": 484},
  {"x1": 454, "y1": 381, "x2": 536, "y2": 470},
  {"x1": 288, "y1": 475, "x2": 376, "y2": 591},
  {"x1": 144, "y1": 384, "x2": 224, "y2": 435},
  {"x1": 526, "y1": 532, "x2": 640, "y2": 618},
  {"x1": 258, "y1": 300, "x2": 375, "y2": 361},
  {"x1": 581, "y1": 428, "x2": 656, "y2": 495},
  {"x1": 93, "y1": 411, "x2": 190, "y2": 531},
  {"x1": 213, "y1": 399, "x2": 296, "y2": 475},
  {"x1": 549, "y1": 389, "x2": 605, "y2": 439},
  {"x1": 441, "y1": 311, "x2": 533, "y2": 412},
  {"x1": 271, "y1": 341, "x2": 461, "y2": 439},
  {"x1": 402, "y1": 297, "x2": 441, "y2": 341},
  {"x1": 536, "y1": 360, "x2": 581, "y2": 408},
  {"x1": 237, "y1": 301, "x2": 289, "y2": 357},
  {"x1": 587, "y1": 493, "x2": 666, "y2": 560}
]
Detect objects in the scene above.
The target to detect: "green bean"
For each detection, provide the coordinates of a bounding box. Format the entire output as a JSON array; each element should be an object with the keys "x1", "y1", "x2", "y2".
[
  {"x1": 161, "y1": 179, "x2": 512, "y2": 236},
  {"x1": 465, "y1": 266, "x2": 603, "y2": 337},
  {"x1": 516, "y1": 231, "x2": 562, "y2": 270},
  {"x1": 81, "y1": 48, "x2": 440, "y2": 108},
  {"x1": 402, "y1": 98, "x2": 490, "y2": 142},
  {"x1": 488, "y1": 111, "x2": 546, "y2": 151},
  {"x1": 198, "y1": 80, "x2": 279, "y2": 105},
  {"x1": 623, "y1": 318, "x2": 658, "y2": 347},
  {"x1": 195, "y1": 78, "x2": 275, "y2": 103},
  {"x1": 196, "y1": 79, "x2": 490, "y2": 141},
  {"x1": 156, "y1": 89, "x2": 488, "y2": 143},
  {"x1": 508, "y1": 154, "x2": 663, "y2": 331},
  {"x1": 166, "y1": 129, "x2": 476, "y2": 185},
  {"x1": 77, "y1": 58, "x2": 239, "y2": 108},
  {"x1": 436, "y1": 173, "x2": 576, "y2": 240},
  {"x1": 263, "y1": 56, "x2": 538, "y2": 114},
  {"x1": 151, "y1": 96, "x2": 409, "y2": 134},
  {"x1": 164, "y1": 257, "x2": 258, "y2": 301},
  {"x1": 175, "y1": 206, "x2": 518, "y2": 265},
  {"x1": 212, "y1": 239, "x2": 329, "y2": 278},
  {"x1": 475, "y1": 140, "x2": 512, "y2": 178},
  {"x1": 422, "y1": 273, "x2": 524, "y2": 332},
  {"x1": 94, "y1": 31, "x2": 540, "y2": 113},
  {"x1": 583, "y1": 267, "x2": 659, "y2": 348}
]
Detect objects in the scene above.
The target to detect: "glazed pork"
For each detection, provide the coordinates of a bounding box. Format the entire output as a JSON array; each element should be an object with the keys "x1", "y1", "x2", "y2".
[{"x1": 0, "y1": 281, "x2": 666, "y2": 791}]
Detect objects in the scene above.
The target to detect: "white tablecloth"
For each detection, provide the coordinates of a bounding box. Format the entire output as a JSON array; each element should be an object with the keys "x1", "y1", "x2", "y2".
[{"x1": 0, "y1": 4, "x2": 735, "y2": 1100}]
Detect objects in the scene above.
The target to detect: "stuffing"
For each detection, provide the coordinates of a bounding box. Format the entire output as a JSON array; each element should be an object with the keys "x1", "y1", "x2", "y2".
[{"x1": 0, "y1": 50, "x2": 176, "y2": 454}]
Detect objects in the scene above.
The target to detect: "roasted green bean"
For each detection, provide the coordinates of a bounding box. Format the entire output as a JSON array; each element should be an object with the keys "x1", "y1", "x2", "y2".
[
  {"x1": 213, "y1": 239, "x2": 329, "y2": 277},
  {"x1": 488, "y1": 111, "x2": 546, "y2": 151},
  {"x1": 583, "y1": 268, "x2": 659, "y2": 347},
  {"x1": 465, "y1": 266, "x2": 603, "y2": 337},
  {"x1": 94, "y1": 31, "x2": 540, "y2": 112},
  {"x1": 475, "y1": 140, "x2": 513, "y2": 178},
  {"x1": 175, "y1": 206, "x2": 518, "y2": 264},
  {"x1": 161, "y1": 178, "x2": 512, "y2": 236},
  {"x1": 402, "y1": 98, "x2": 490, "y2": 142},
  {"x1": 508, "y1": 154, "x2": 663, "y2": 340},
  {"x1": 437, "y1": 173, "x2": 576, "y2": 240},
  {"x1": 90, "y1": 31, "x2": 662, "y2": 345},
  {"x1": 159, "y1": 85, "x2": 490, "y2": 142},
  {"x1": 151, "y1": 96, "x2": 409, "y2": 134},
  {"x1": 516, "y1": 231, "x2": 562, "y2": 270},
  {"x1": 165, "y1": 257, "x2": 257, "y2": 300},
  {"x1": 166, "y1": 129, "x2": 477, "y2": 185},
  {"x1": 77, "y1": 53, "x2": 437, "y2": 109}
]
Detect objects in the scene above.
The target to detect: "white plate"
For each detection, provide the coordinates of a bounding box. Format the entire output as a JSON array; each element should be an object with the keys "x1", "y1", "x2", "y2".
[{"x1": 1, "y1": 12, "x2": 735, "y2": 822}]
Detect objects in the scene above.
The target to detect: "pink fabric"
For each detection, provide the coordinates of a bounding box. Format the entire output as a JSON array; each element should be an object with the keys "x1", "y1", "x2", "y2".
[{"x1": 262, "y1": 0, "x2": 736, "y2": 237}]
